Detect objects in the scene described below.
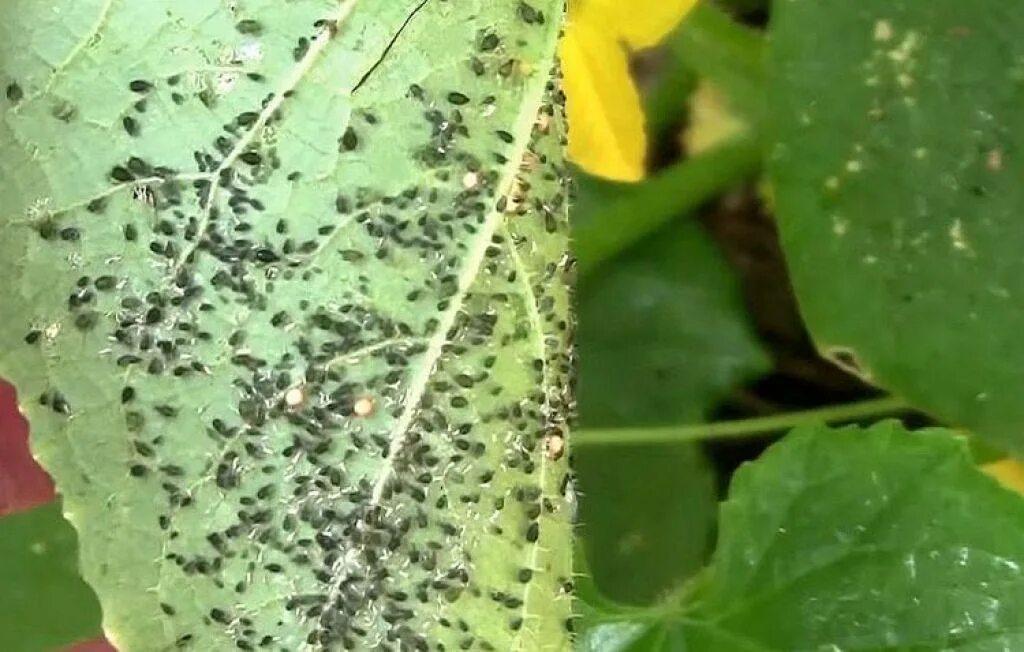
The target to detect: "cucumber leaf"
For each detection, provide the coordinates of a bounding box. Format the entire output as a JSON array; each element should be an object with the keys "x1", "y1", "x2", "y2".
[
  {"x1": 0, "y1": 1, "x2": 573, "y2": 649},
  {"x1": 770, "y1": 0, "x2": 1024, "y2": 451},
  {"x1": 580, "y1": 423, "x2": 1024, "y2": 650}
]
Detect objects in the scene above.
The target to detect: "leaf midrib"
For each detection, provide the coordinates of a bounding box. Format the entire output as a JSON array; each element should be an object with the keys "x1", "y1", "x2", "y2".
[{"x1": 173, "y1": 0, "x2": 361, "y2": 270}]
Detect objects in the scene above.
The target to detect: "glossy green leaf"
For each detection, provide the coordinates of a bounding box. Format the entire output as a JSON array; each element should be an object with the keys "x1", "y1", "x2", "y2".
[
  {"x1": 0, "y1": 2, "x2": 573, "y2": 650},
  {"x1": 0, "y1": 502, "x2": 103, "y2": 652},
  {"x1": 769, "y1": 0, "x2": 1024, "y2": 451},
  {"x1": 579, "y1": 422, "x2": 1024, "y2": 651}
]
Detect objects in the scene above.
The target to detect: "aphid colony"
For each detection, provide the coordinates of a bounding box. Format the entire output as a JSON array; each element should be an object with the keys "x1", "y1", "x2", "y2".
[{"x1": 15, "y1": 1, "x2": 573, "y2": 650}]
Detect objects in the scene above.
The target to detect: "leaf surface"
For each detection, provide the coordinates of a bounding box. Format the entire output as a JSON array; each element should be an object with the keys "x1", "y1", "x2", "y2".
[
  {"x1": 769, "y1": 0, "x2": 1024, "y2": 450},
  {"x1": 572, "y1": 175, "x2": 765, "y2": 606},
  {"x1": 0, "y1": 502, "x2": 103, "y2": 652},
  {"x1": 579, "y1": 423, "x2": 1024, "y2": 650},
  {"x1": 0, "y1": 1, "x2": 573, "y2": 650},
  {"x1": 577, "y1": 217, "x2": 767, "y2": 429}
]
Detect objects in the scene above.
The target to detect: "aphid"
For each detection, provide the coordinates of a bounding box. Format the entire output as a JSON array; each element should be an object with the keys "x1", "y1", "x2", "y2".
[
  {"x1": 525, "y1": 521, "x2": 539, "y2": 543},
  {"x1": 129, "y1": 464, "x2": 148, "y2": 477},
  {"x1": 313, "y1": 16, "x2": 339, "y2": 38},
  {"x1": 254, "y1": 248, "x2": 279, "y2": 263},
  {"x1": 110, "y1": 166, "x2": 133, "y2": 182},
  {"x1": 6, "y1": 82, "x2": 23, "y2": 102},
  {"x1": 35, "y1": 219, "x2": 56, "y2": 240},
  {"x1": 293, "y1": 37, "x2": 310, "y2": 61},
  {"x1": 479, "y1": 32, "x2": 500, "y2": 52},
  {"x1": 122, "y1": 115, "x2": 140, "y2": 136},
  {"x1": 235, "y1": 19, "x2": 263, "y2": 35},
  {"x1": 236, "y1": 111, "x2": 259, "y2": 127},
  {"x1": 129, "y1": 80, "x2": 153, "y2": 93},
  {"x1": 517, "y1": 2, "x2": 544, "y2": 24},
  {"x1": 340, "y1": 127, "x2": 359, "y2": 151}
]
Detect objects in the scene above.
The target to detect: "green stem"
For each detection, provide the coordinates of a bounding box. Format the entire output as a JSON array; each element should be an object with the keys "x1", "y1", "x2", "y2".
[
  {"x1": 574, "y1": 133, "x2": 761, "y2": 277},
  {"x1": 665, "y1": 0, "x2": 766, "y2": 124},
  {"x1": 574, "y1": 3, "x2": 767, "y2": 278},
  {"x1": 574, "y1": 397, "x2": 910, "y2": 447}
]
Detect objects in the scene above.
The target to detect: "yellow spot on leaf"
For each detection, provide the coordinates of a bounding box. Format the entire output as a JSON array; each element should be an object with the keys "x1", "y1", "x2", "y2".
[
  {"x1": 561, "y1": 0, "x2": 698, "y2": 181},
  {"x1": 983, "y1": 459, "x2": 1024, "y2": 494}
]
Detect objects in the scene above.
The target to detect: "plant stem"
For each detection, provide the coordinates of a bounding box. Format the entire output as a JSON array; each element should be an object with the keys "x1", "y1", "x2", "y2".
[
  {"x1": 574, "y1": 133, "x2": 761, "y2": 277},
  {"x1": 664, "y1": 0, "x2": 766, "y2": 124},
  {"x1": 574, "y1": 397, "x2": 910, "y2": 447},
  {"x1": 574, "y1": 4, "x2": 767, "y2": 279}
]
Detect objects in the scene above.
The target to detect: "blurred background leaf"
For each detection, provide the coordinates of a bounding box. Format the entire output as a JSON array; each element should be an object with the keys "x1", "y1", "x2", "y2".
[
  {"x1": 0, "y1": 503, "x2": 103, "y2": 652},
  {"x1": 574, "y1": 170, "x2": 769, "y2": 604},
  {"x1": 577, "y1": 213, "x2": 769, "y2": 428},
  {"x1": 0, "y1": 382, "x2": 104, "y2": 652}
]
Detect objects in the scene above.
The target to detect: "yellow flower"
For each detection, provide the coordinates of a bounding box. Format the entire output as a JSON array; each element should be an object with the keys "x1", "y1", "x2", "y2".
[{"x1": 561, "y1": 0, "x2": 699, "y2": 181}]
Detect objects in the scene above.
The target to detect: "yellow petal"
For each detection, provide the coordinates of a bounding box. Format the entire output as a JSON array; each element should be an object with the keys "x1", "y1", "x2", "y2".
[
  {"x1": 577, "y1": 0, "x2": 699, "y2": 49},
  {"x1": 560, "y1": 21, "x2": 646, "y2": 182},
  {"x1": 983, "y1": 459, "x2": 1024, "y2": 494}
]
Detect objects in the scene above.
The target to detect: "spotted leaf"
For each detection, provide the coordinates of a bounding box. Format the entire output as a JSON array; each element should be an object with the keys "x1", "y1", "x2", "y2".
[
  {"x1": 770, "y1": 0, "x2": 1024, "y2": 451},
  {"x1": 0, "y1": 1, "x2": 573, "y2": 650}
]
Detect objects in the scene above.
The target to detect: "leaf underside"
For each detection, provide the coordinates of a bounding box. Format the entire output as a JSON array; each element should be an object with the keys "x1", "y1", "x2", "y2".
[{"x1": 0, "y1": 1, "x2": 573, "y2": 650}]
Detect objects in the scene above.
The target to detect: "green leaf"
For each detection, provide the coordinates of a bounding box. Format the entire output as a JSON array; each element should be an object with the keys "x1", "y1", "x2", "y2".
[
  {"x1": 574, "y1": 443, "x2": 716, "y2": 606},
  {"x1": 573, "y1": 136, "x2": 761, "y2": 276},
  {"x1": 574, "y1": 195, "x2": 767, "y2": 605},
  {"x1": 579, "y1": 422, "x2": 1024, "y2": 650},
  {"x1": 0, "y1": 2, "x2": 573, "y2": 650},
  {"x1": 664, "y1": 1, "x2": 765, "y2": 128},
  {"x1": 578, "y1": 218, "x2": 769, "y2": 429},
  {"x1": 769, "y1": 0, "x2": 1024, "y2": 451},
  {"x1": 0, "y1": 502, "x2": 103, "y2": 652}
]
